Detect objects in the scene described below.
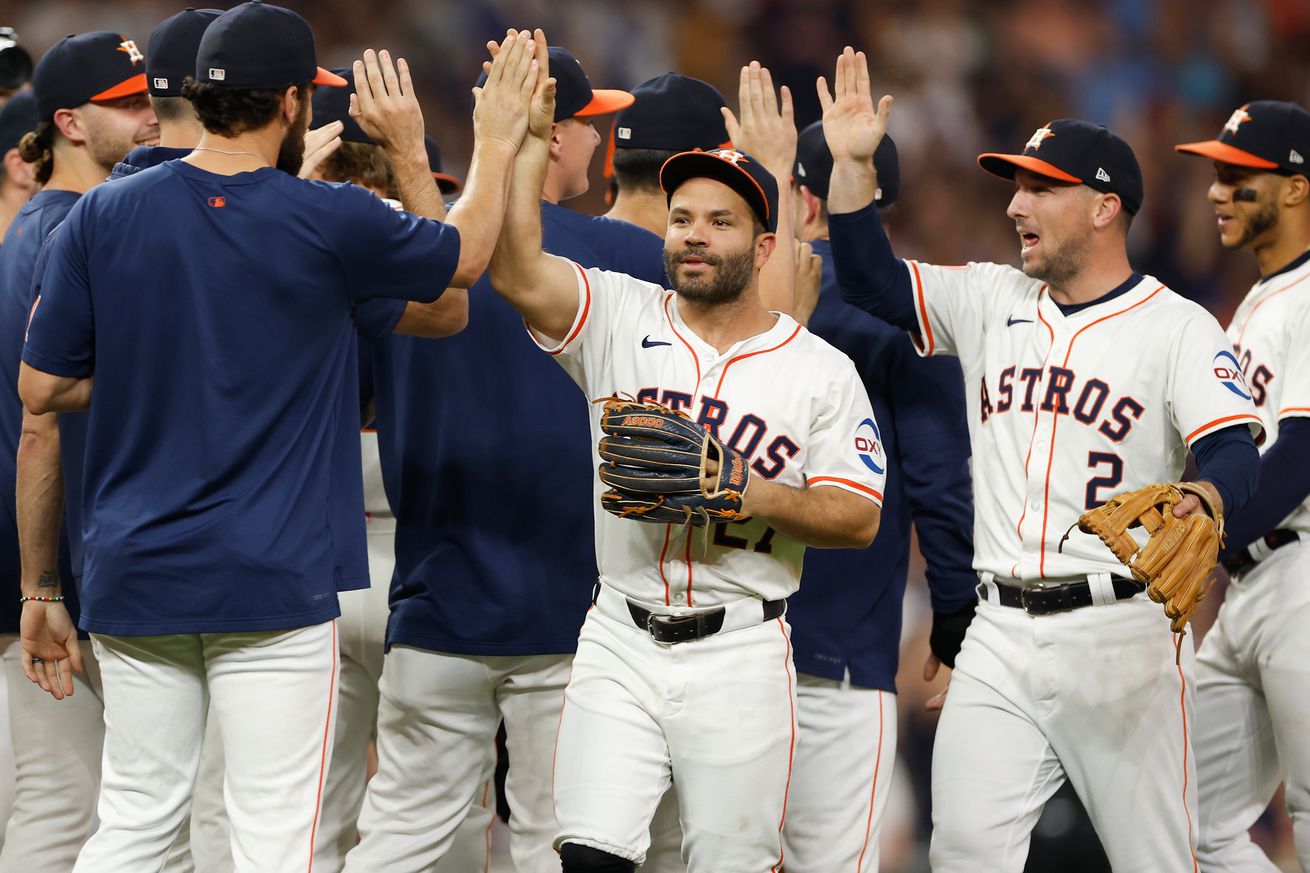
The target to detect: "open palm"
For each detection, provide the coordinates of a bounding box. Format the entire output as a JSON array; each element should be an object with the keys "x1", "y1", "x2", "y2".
[{"x1": 817, "y1": 46, "x2": 892, "y2": 164}]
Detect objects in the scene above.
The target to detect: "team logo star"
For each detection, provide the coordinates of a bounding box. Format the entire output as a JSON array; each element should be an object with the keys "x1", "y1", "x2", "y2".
[
  {"x1": 712, "y1": 148, "x2": 749, "y2": 165},
  {"x1": 1223, "y1": 106, "x2": 1251, "y2": 136},
  {"x1": 118, "y1": 38, "x2": 144, "y2": 64},
  {"x1": 1025, "y1": 126, "x2": 1054, "y2": 151}
]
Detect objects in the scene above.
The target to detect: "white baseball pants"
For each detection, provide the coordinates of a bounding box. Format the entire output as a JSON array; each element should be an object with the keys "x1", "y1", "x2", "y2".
[
  {"x1": 73, "y1": 621, "x2": 339, "y2": 873},
  {"x1": 552, "y1": 600, "x2": 796, "y2": 871},
  {"x1": 344, "y1": 646, "x2": 571, "y2": 873},
  {"x1": 781, "y1": 675, "x2": 897, "y2": 873},
  {"x1": 0, "y1": 633, "x2": 14, "y2": 854},
  {"x1": 1195, "y1": 540, "x2": 1310, "y2": 873},
  {"x1": 930, "y1": 594, "x2": 1199, "y2": 873}
]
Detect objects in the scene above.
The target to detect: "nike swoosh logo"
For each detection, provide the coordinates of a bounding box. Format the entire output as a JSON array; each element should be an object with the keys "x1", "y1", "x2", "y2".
[
  {"x1": 1006, "y1": 316, "x2": 1034, "y2": 327},
  {"x1": 641, "y1": 336, "x2": 672, "y2": 348}
]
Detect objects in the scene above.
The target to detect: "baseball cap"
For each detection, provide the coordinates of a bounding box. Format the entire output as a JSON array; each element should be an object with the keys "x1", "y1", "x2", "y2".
[
  {"x1": 147, "y1": 8, "x2": 222, "y2": 97},
  {"x1": 549, "y1": 47, "x2": 632, "y2": 121},
  {"x1": 196, "y1": 1, "x2": 346, "y2": 90},
  {"x1": 660, "y1": 147, "x2": 778, "y2": 233},
  {"x1": 0, "y1": 88, "x2": 37, "y2": 154},
  {"x1": 31, "y1": 31, "x2": 149, "y2": 121},
  {"x1": 424, "y1": 136, "x2": 461, "y2": 194},
  {"x1": 1175, "y1": 101, "x2": 1310, "y2": 176},
  {"x1": 311, "y1": 68, "x2": 370, "y2": 143},
  {"x1": 613, "y1": 73, "x2": 728, "y2": 151},
  {"x1": 793, "y1": 119, "x2": 899, "y2": 207},
  {"x1": 978, "y1": 119, "x2": 1144, "y2": 214}
]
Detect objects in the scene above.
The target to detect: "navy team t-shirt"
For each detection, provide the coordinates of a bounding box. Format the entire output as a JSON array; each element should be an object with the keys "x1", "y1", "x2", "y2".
[
  {"x1": 0, "y1": 190, "x2": 82, "y2": 635},
  {"x1": 23, "y1": 160, "x2": 460, "y2": 635}
]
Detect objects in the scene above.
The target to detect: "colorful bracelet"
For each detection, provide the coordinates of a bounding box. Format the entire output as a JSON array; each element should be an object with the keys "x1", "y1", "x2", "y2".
[{"x1": 19, "y1": 594, "x2": 65, "y2": 603}]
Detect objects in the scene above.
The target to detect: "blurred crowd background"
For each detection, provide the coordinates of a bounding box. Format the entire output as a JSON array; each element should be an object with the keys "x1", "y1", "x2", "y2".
[{"x1": 2, "y1": 0, "x2": 1307, "y2": 870}]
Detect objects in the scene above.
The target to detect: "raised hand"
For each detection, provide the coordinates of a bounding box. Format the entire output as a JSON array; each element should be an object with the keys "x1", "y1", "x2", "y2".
[
  {"x1": 792, "y1": 240, "x2": 822, "y2": 325},
  {"x1": 350, "y1": 50, "x2": 426, "y2": 157},
  {"x1": 471, "y1": 29, "x2": 539, "y2": 152},
  {"x1": 817, "y1": 46, "x2": 892, "y2": 165},
  {"x1": 721, "y1": 61, "x2": 796, "y2": 177},
  {"x1": 298, "y1": 119, "x2": 344, "y2": 180}
]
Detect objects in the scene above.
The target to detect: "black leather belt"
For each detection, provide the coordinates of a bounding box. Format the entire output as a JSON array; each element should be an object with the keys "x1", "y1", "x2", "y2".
[
  {"x1": 981, "y1": 577, "x2": 1144, "y2": 615},
  {"x1": 626, "y1": 598, "x2": 786, "y2": 644},
  {"x1": 1222, "y1": 529, "x2": 1300, "y2": 578}
]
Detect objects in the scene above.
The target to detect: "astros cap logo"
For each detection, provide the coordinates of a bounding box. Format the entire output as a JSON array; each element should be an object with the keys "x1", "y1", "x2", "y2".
[
  {"x1": 711, "y1": 148, "x2": 749, "y2": 166},
  {"x1": 118, "y1": 38, "x2": 144, "y2": 64},
  {"x1": 1025, "y1": 127, "x2": 1055, "y2": 151},
  {"x1": 1223, "y1": 106, "x2": 1252, "y2": 136}
]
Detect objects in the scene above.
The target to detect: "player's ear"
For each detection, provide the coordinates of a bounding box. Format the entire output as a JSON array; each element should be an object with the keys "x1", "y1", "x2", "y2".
[
  {"x1": 754, "y1": 230, "x2": 777, "y2": 268},
  {"x1": 1282, "y1": 173, "x2": 1309, "y2": 209},
  {"x1": 548, "y1": 121, "x2": 563, "y2": 161},
  {"x1": 1091, "y1": 192, "x2": 1123, "y2": 233},
  {"x1": 51, "y1": 107, "x2": 85, "y2": 145},
  {"x1": 281, "y1": 85, "x2": 302, "y2": 127}
]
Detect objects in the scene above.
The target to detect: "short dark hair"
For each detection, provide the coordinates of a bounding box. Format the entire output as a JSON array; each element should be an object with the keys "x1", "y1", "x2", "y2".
[
  {"x1": 182, "y1": 77, "x2": 304, "y2": 137},
  {"x1": 17, "y1": 121, "x2": 55, "y2": 185},
  {"x1": 320, "y1": 141, "x2": 397, "y2": 199},
  {"x1": 613, "y1": 147, "x2": 676, "y2": 195},
  {"x1": 150, "y1": 94, "x2": 196, "y2": 126}
]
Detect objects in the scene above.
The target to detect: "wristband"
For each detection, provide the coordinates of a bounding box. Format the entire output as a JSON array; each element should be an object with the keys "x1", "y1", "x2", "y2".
[{"x1": 19, "y1": 594, "x2": 65, "y2": 603}]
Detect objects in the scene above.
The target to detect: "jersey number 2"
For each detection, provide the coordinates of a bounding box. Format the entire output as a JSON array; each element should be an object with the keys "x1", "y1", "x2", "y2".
[{"x1": 1085, "y1": 451, "x2": 1124, "y2": 510}]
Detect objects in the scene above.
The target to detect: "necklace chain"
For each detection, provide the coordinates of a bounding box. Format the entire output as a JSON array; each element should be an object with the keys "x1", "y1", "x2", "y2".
[{"x1": 191, "y1": 146, "x2": 268, "y2": 163}]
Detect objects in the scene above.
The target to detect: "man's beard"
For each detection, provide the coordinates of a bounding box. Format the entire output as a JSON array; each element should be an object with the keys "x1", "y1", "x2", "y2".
[
  {"x1": 276, "y1": 101, "x2": 310, "y2": 175},
  {"x1": 1024, "y1": 232, "x2": 1091, "y2": 289},
  {"x1": 1233, "y1": 197, "x2": 1279, "y2": 248},
  {"x1": 664, "y1": 246, "x2": 755, "y2": 305}
]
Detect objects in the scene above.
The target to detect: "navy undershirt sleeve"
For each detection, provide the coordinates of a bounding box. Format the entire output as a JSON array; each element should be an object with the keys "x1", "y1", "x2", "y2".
[
  {"x1": 1191, "y1": 424, "x2": 1259, "y2": 523},
  {"x1": 1218, "y1": 418, "x2": 1310, "y2": 560},
  {"x1": 829, "y1": 203, "x2": 918, "y2": 331}
]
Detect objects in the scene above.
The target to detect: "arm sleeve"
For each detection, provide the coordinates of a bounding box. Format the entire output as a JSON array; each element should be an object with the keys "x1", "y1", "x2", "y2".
[
  {"x1": 1270, "y1": 300, "x2": 1310, "y2": 421},
  {"x1": 1167, "y1": 312, "x2": 1264, "y2": 446},
  {"x1": 1219, "y1": 417, "x2": 1310, "y2": 559},
  {"x1": 331, "y1": 183, "x2": 462, "y2": 304},
  {"x1": 888, "y1": 343, "x2": 979, "y2": 612},
  {"x1": 1190, "y1": 424, "x2": 1259, "y2": 519},
  {"x1": 828, "y1": 203, "x2": 917, "y2": 331},
  {"x1": 352, "y1": 299, "x2": 407, "y2": 341},
  {"x1": 21, "y1": 209, "x2": 95, "y2": 378},
  {"x1": 803, "y1": 358, "x2": 886, "y2": 506}
]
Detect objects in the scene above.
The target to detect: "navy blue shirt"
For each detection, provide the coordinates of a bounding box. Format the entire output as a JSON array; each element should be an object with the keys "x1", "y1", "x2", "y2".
[
  {"x1": 377, "y1": 201, "x2": 665, "y2": 655},
  {"x1": 0, "y1": 190, "x2": 82, "y2": 634},
  {"x1": 787, "y1": 239, "x2": 977, "y2": 692},
  {"x1": 23, "y1": 161, "x2": 460, "y2": 635}
]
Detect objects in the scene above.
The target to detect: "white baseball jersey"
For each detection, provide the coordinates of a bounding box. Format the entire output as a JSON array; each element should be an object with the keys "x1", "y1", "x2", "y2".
[
  {"x1": 1225, "y1": 252, "x2": 1310, "y2": 535},
  {"x1": 530, "y1": 262, "x2": 886, "y2": 607},
  {"x1": 906, "y1": 261, "x2": 1262, "y2": 580}
]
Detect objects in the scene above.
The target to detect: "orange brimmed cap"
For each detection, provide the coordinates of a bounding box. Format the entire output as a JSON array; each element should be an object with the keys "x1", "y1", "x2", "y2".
[
  {"x1": 32, "y1": 32, "x2": 149, "y2": 121},
  {"x1": 197, "y1": 2, "x2": 348, "y2": 90},
  {"x1": 1176, "y1": 101, "x2": 1310, "y2": 176},
  {"x1": 547, "y1": 46, "x2": 633, "y2": 121}
]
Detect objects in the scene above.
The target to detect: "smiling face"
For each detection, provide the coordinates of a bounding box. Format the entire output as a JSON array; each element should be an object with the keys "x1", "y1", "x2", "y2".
[
  {"x1": 75, "y1": 92, "x2": 159, "y2": 173},
  {"x1": 1207, "y1": 162, "x2": 1284, "y2": 250},
  {"x1": 1006, "y1": 168, "x2": 1101, "y2": 287},
  {"x1": 664, "y1": 176, "x2": 770, "y2": 306}
]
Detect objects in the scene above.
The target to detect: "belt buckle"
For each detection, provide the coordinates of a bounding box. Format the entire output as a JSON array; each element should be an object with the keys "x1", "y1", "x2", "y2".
[
  {"x1": 647, "y1": 611, "x2": 703, "y2": 643},
  {"x1": 1019, "y1": 582, "x2": 1072, "y2": 615}
]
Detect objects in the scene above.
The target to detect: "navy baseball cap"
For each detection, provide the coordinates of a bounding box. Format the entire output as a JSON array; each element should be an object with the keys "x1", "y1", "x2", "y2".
[
  {"x1": 1176, "y1": 101, "x2": 1310, "y2": 177},
  {"x1": 660, "y1": 147, "x2": 778, "y2": 233},
  {"x1": 793, "y1": 119, "x2": 899, "y2": 207},
  {"x1": 32, "y1": 31, "x2": 149, "y2": 121},
  {"x1": 0, "y1": 88, "x2": 36, "y2": 154},
  {"x1": 311, "y1": 68, "x2": 369, "y2": 143},
  {"x1": 424, "y1": 136, "x2": 461, "y2": 194},
  {"x1": 614, "y1": 73, "x2": 729, "y2": 151},
  {"x1": 196, "y1": 1, "x2": 346, "y2": 90},
  {"x1": 147, "y1": 8, "x2": 222, "y2": 97},
  {"x1": 978, "y1": 119, "x2": 1144, "y2": 214},
  {"x1": 549, "y1": 47, "x2": 632, "y2": 121}
]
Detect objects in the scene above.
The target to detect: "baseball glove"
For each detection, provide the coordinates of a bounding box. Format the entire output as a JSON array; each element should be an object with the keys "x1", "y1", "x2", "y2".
[
  {"x1": 1072, "y1": 482, "x2": 1223, "y2": 634},
  {"x1": 597, "y1": 399, "x2": 750, "y2": 525}
]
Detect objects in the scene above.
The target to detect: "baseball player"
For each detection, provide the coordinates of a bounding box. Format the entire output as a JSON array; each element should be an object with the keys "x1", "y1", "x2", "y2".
[
  {"x1": 0, "y1": 88, "x2": 37, "y2": 240},
  {"x1": 820, "y1": 48, "x2": 1262, "y2": 872},
  {"x1": 481, "y1": 32, "x2": 884, "y2": 872},
  {"x1": 344, "y1": 42, "x2": 652, "y2": 873},
  {"x1": 17, "y1": 6, "x2": 538, "y2": 870},
  {"x1": 0, "y1": 31, "x2": 156, "y2": 873},
  {"x1": 779, "y1": 119, "x2": 978, "y2": 872},
  {"x1": 1175, "y1": 101, "x2": 1310, "y2": 872}
]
